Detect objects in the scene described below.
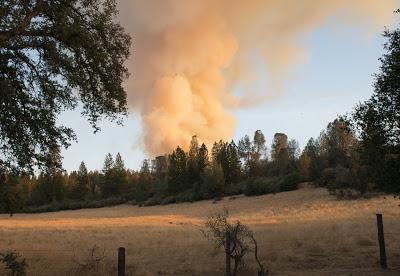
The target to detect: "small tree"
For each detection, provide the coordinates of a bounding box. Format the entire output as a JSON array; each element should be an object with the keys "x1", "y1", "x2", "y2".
[{"x1": 202, "y1": 210, "x2": 268, "y2": 275}]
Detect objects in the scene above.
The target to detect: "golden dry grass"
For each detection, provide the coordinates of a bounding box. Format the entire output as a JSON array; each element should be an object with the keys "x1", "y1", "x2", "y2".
[{"x1": 1, "y1": 186, "x2": 400, "y2": 275}]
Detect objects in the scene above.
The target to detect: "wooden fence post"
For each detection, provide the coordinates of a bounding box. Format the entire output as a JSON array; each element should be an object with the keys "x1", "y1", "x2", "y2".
[
  {"x1": 118, "y1": 247, "x2": 125, "y2": 276},
  {"x1": 376, "y1": 214, "x2": 387, "y2": 269},
  {"x1": 225, "y1": 231, "x2": 231, "y2": 276}
]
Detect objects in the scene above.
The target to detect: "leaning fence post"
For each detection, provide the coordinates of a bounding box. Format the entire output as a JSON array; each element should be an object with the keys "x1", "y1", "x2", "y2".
[
  {"x1": 376, "y1": 214, "x2": 387, "y2": 269},
  {"x1": 118, "y1": 247, "x2": 125, "y2": 276},
  {"x1": 225, "y1": 231, "x2": 231, "y2": 276}
]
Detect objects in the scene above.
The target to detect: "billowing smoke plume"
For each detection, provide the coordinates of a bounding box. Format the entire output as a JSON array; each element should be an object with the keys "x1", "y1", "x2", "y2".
[{"x1": 117, "y1": 0, "x2": 395, "y2": 155}]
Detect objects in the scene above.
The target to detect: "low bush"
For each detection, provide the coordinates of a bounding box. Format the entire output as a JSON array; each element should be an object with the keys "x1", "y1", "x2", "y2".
[
  {"x1": 279, "y1": 173, "x2": 301, "y2": 192},
  {"x1": 225, "y1": 182, "x2": 245, "y2": 196},
  {"x1": 244, "y1": 177, "x2": 277, "y2": 196},
  {"x1": 25, "y1": 197, "x2": 127, "y2": 213},
  {"x1": 0, "y1": 251, "x2": 27, "y2": 276},
  {"x1": 244, "y1": 174, "x2": 301, "y2": 196}
]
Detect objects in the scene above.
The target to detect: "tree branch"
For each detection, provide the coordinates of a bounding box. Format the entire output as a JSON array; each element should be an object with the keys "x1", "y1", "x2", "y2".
[{"x1": 0, "y1": 0, "x2": 44, "y2": 48}]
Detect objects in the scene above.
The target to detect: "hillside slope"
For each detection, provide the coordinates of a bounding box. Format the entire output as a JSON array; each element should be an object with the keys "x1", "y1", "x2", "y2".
[{"x1": 1, "y1": 187, "x2": 400, "y2": 275}]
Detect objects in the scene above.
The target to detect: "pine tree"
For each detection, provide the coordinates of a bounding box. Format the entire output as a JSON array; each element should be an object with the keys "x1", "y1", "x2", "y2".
[
  {"x1": 114, "y1": 153, "x2": 126, "y2": 171},
  {"x1": 167, "y1": 147, "x2": 188, "y2": 194},
  {"x1": 102, "y1": 153, "x2": 114, "y2": 175},
  {"x1": 100, "y1": 153, "x2": 115, "y2": 197},
  {"x1": 198, "y1": 144, "x2": 209, "y2": 174},
  {"x1": 188, "y1": 136, "x2": 201, "y2": 187},
  {"x1": 135, "y1": 160, "x2": 151, "y2": 203},
  {"x1": 113, "y1": 153, "x2": 127, "y2": 194},
  {"x1": 75, "y1": 161, "x2": 89, "y2": 200},
  {"x1": 226, "y1": 141, "x2": 241, "y2": 184}
]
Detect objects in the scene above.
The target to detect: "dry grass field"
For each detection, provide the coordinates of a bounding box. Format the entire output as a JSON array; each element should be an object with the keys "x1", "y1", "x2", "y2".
[{"x1": 1, "y1": 186, "x2": 400, "y2": 275}]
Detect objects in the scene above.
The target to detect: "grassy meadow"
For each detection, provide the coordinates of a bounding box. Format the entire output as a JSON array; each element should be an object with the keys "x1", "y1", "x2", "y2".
[{"x1": 1, "y1": 186, "x2": 400, "y2": 275}]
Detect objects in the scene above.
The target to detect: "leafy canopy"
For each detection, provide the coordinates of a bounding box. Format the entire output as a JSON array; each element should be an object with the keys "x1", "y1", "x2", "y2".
[{"x1": 0, "y1": 0, "x2": 131, "y2": 173}]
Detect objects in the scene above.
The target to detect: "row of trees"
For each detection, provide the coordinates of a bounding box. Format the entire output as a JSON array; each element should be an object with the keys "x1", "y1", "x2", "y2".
[
  {"x1": 0, "y1": 129, "x2": 306, "y2": 213},
  {"x1": 1, "y1": 6, "x2": 400, "y2": 213},
  {"x1": 297, "y1": 22, "x2": 400, "y2": 194},
  {"x1": 0, "y1": 102, "x2": 398, "y2": 214},
  {"x1": 1, "y1": 77, "x2": 399, "y2": 212}
]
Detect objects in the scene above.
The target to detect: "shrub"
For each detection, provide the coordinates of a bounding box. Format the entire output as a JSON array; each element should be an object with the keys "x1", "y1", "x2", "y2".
[
  {"x1": 243, "y1": 174, "x2": 301, "y2": 196},
  {"x1": 25, "y1": 197, "x2": 126, "y2": 213},
  {"x1": 243, "y1": 177, "x2": 279, "y2": 196},
  {"x1": 278, "y1": 173, "x2": 301, "y2": 192},
  {"x1": 318, "y1": 168, "x2": 336, "y2": 187},
  {"x1": 225, "y1": 182, "x2": 245, "y2": 196},
  {"x1": 325, "y1": 165, "x2": 370, "y2": 195},
  {"x1": 0, "y1": 251, "x2": 27, "y2": 276}
]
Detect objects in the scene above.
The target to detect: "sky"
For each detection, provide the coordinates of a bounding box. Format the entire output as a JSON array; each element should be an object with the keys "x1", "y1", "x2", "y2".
[{"x1": 60, "y1": 2, "x2": 397, "y2": 172}]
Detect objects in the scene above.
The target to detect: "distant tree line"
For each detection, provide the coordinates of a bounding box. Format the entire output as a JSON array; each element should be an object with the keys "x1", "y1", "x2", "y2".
[
  {"x1": 1, "y1": 9, "x2": 400, "y2": 214},
  {"x1": 1, "y1": 96, "x2": 398, "y2": 214},
  {"x1": 0, "y1": 110, "x2": 399, "y2": 214},
  {"x1": 0, "y1": 129, "x2": 304, "y2": 213}
]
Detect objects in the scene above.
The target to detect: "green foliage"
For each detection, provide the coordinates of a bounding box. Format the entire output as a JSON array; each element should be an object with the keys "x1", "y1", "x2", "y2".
[
  {"x1": 187, "y1": 136, "x2": 207, "y2": 188},
  {"x1": 134, "y1": 161, "x2": 152, "y2": 203},
  {"x1": 113, "y1": 153, "x2": 127, "y2": 193},
  {"x1": 244, "y1": 177, "x2": 280, "y2": 196},
  {"x1": 0, "y1": 174, "x2": 24, "y2": 215},
  {"x1": 212, "y1": 140, "x2": 241, "y2": 185},
  {"x1": 0, "y1": 0, "x2": 131, "y2": 174},
  {"x1": 243, "y1": 174, "x2": 300, "y2": 196},
  {"x1": 88, "y1": 170, "x2": 101, "y2": 196},
  {"x1": 238, "y1": 130, "x2": 267, "y2": 177},
  {"x1": 0, "y1": 251, "x2": 27, "y2": 276},
  {"x1": 25, "y1": 197, "x2": 127, "y2": 213},
  {"x1": 319, "y1": 118, "x2": 356, "y2": 168},
  {"x1": 100, "y1": 153, "x2": 127, "y2": 197},
  {"x1": 30, "y1": 172, "x2": 67, "y2": 206},
  {"x1": 299, "y1": 138, "x2": 322, "y2": 181},
  {"x1": 238, "y1": 135, "x2": 253, "y2": 172},
  {"x1": 69, "y1": 161, "x2": 89, "y2": 200},
  {"x1": 351, "y1": 17, "x2": 400, "y2": 193},
  {"x1": 200, "y1": 163, "x2": 225, "y2": 198},
  {"x1": 168, "y1": 147, "x2": 188, "y2": 194},
  {"x1": 279, "y1": 173, "x2": 301, "y2": 192}
]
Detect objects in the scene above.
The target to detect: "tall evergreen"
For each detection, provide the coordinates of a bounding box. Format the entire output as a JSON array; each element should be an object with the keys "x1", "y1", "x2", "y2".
[
  {"x1": 167, "y1": 147, "x2": 188, "y2": 194},
  {"x1": 101, "y1": 153, "x2": 115, "y2": 197},
  {"x1": 76, "y1": 161, "x2": 89, "y2": 200},
  {"x1": 187, "y1": 136, "x2": 201, "y2": 187},
  {"x1": 113, "y1": 153, "x2": 127, "y2": 194}
]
